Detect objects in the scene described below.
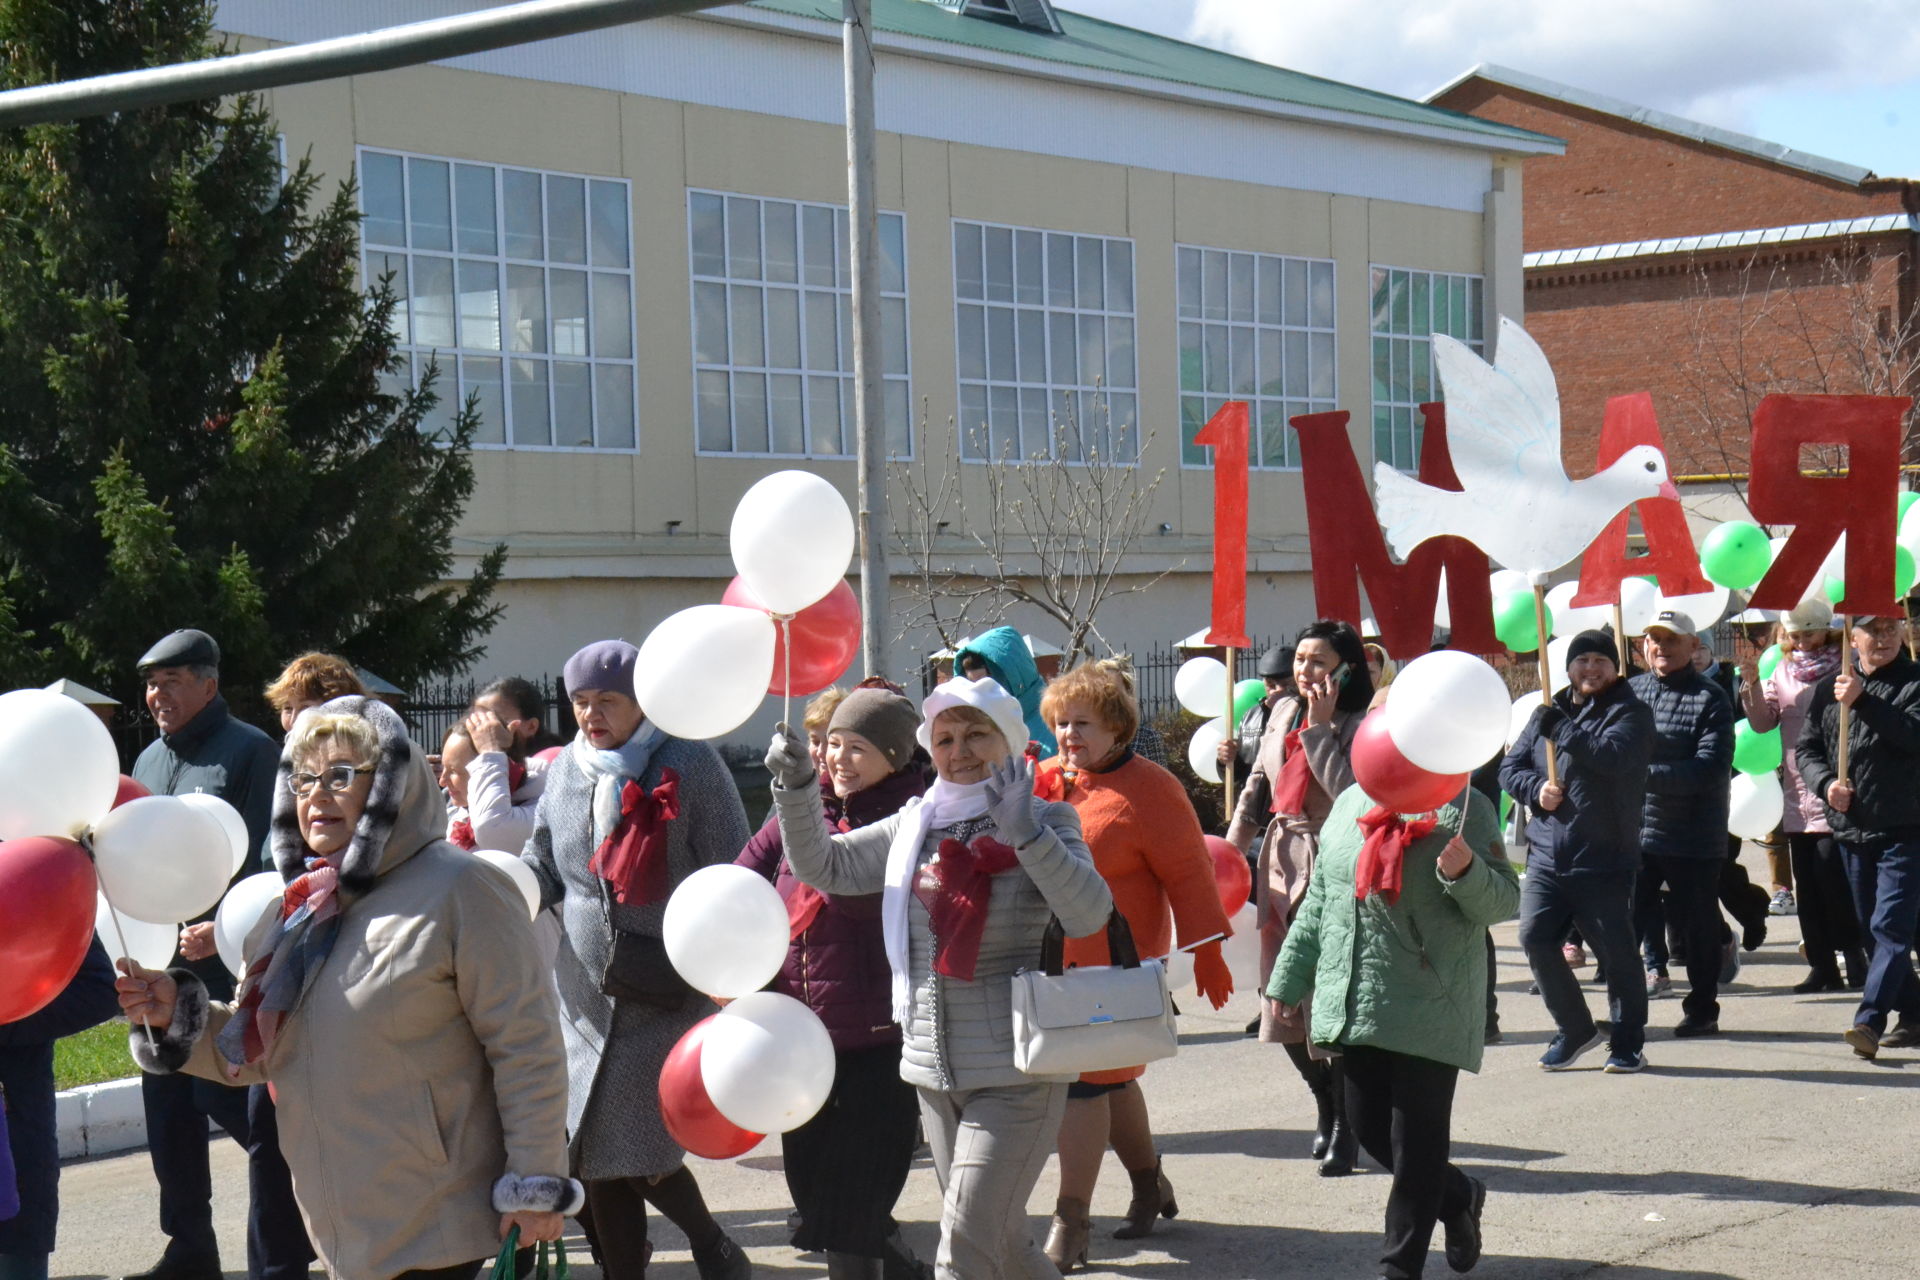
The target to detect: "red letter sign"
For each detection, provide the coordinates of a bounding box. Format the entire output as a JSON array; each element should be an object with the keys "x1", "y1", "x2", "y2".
[
  {"x1": 1571, "y1": 393, "x2": 1711, "y2": 606},
  {"x1": 1197, "y1": 402, "x2": 1252, "y2": 648}
]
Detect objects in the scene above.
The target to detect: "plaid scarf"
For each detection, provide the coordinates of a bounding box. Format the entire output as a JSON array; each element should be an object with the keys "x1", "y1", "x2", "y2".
[
  {"x1": 1354, "y1": 806, "x2": 1438, "y2": 906},
  {"x1": 216, "y1": 856, "x2": 342, "y2": 1076}
]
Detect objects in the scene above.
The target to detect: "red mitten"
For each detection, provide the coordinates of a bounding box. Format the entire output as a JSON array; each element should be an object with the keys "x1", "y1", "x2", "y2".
[{"x1": 1191, "y1": 939, "x2": 1234, "y2": 1011}]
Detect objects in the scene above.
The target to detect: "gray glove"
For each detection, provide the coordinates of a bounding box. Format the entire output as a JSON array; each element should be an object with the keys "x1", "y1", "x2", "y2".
[
  {"x1": 766, "y1": 723, "x2": 815, "y2": 791},
  {"x1": 984, "y1": 755, "x2": 1042, "y2": 847}
]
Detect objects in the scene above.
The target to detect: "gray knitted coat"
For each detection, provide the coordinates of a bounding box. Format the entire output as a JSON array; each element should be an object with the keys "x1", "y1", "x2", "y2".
[
  {"x1": 773, "y1": 778, "x2": 1112, "y2": 1092},
  {"x1": 522, "y1": 735, "x2": 748, "y2": 1180}
]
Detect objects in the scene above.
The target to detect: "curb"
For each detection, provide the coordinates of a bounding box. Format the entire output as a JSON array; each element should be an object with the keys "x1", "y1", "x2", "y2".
[{"x1": 55, "y1": 1077, "x2": 148, "y2": 1160}]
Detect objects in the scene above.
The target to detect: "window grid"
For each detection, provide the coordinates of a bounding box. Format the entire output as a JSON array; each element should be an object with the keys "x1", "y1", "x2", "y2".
[
  {"x1": 358, "y1": 147, "x2": 639, "y2": 452},
  {"x1": 1175, "y1": 245, "x2": 1337, "y2": 470},
  {"x1": 688, "y1": 191, "x2": 911, "y2": 459},
  {"x1": 1369, "y1": 265, "x2": 1484, "y2": 472},
  {"x1": 952, "y1": 219, "x2": 1139, "y2": 465}
]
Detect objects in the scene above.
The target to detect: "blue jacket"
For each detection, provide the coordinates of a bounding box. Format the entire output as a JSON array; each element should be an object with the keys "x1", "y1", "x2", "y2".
[
  {"x1": 1500, "y1": 678, "x2": 1653, "y2": 877},
  {"x1": 1629, "y1": 668, "x2": 1734, "y2": 858},
  {"x1": 0, "y1": 940, "x2": 121, "y2": 1254},
  {"x1": 954, "y1": 627, "x2": 1056, "y2": 755}
]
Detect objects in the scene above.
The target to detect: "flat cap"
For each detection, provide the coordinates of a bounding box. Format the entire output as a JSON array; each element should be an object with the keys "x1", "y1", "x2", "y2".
[{"x1": 136, "y1": 629, "x2": 220, "y2": 672}]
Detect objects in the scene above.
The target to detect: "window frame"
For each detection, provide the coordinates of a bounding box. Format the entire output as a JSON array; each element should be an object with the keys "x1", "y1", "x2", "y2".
[
  {"x1": 1367, "y1": 263, "x2": 1485, "y2": 474},
  {"x1": 356, "y1": 145, "x2": 641, "y2": 455}
]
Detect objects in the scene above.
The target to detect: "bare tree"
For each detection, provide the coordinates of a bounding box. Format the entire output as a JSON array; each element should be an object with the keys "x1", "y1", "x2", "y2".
[{"x1": 890, "y1": 391, "x2": 1175, "y2": 669}]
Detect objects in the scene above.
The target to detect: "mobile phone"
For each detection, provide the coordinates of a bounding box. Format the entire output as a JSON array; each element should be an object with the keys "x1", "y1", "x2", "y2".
[{"x1": 1328, "y1": 662, "x2": 1351, "y2": 688}]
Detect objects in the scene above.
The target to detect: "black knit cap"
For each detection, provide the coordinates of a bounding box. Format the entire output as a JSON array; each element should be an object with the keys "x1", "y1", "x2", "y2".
[
  {"x1": 1256, "y1": 645, "x2": 1293, "y2": 678},
  {"x1": 1565, "y1": 630, "x2": 1618, "y2": 671}
]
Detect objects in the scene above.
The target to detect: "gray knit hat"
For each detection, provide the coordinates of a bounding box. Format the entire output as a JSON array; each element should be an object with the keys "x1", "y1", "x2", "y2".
[
  {"x1": 828, "y1": 687, "x2": 921, "y2": 769},
  {"x1": 563, "y1": 639, "x2": 638, "y2": 698}
]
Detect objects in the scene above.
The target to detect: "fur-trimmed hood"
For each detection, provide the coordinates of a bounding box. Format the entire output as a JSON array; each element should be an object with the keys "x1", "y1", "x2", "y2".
[{"x1": 271, "y1": 695, "x2": 446, "y2": 893}]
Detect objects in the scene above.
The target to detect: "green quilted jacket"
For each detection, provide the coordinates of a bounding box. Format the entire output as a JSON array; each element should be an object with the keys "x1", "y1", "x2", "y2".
[{"x1": 1269, "y1": 782, "x2": 1519, "y2": 1073}]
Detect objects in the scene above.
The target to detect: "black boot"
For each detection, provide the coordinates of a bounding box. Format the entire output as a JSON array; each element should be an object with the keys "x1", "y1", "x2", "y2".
[
  {"x1": 879, "y1": 1227, "x2": 933, "y2": 1280},
  {"x1": 1319, "y1": 1058, "x2": 1357, "y2": 1178},
  {"x1": 826, "y1": 1254, "x2": 883, "y2": 1280},
  {"x1": 1283, "y1": 1040, "x2": 1335, "y2": 1160}
]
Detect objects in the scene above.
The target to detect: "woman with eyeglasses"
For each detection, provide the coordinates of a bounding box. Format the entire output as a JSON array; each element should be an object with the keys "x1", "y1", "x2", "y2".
[{"x1": 114, "y1": 695, "x2": 576, "y2": 1280}]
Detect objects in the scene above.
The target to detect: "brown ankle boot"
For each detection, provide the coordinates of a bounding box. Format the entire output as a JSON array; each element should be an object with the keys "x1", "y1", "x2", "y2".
[
  {"x1": 1043, "y1": 1197, "x2": 1091, "y2": 1273},
  {"x1": 1111, "y1": 1159, "x2": 1177, "y2": 1239}
]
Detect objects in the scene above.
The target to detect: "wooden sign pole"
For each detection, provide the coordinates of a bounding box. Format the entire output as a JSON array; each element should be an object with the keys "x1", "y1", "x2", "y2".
[{"x1": 1534, "y1": 582, "x2": 1559, "y2": 785}]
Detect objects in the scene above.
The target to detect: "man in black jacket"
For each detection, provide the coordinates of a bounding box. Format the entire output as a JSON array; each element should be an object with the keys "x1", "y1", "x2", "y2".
[
  {"x1": 1501, "y1": 630, "x2": 1655, "y2": 1072},
  {"x1": 1630, "y1": 610, "x2": 1736, "y2": 1037},
  {"x1": 1796, "y1": 613, "x2": 1920, "y2": 1059}
]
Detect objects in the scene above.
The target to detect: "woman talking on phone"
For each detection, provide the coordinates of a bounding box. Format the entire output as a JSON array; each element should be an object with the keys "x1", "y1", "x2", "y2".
[{"x1": 1224, "y1": 619, "x2": 1373, "y2": 1176}]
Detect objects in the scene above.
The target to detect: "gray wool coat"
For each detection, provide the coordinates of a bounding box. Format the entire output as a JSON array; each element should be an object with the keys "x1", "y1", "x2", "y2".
[
  {"x1": 522, "y1": 735, "x2": 749, "y2": 1180},
  {"x1": 772, "y1": 778, "x2": 1112, "y2": 1092}
]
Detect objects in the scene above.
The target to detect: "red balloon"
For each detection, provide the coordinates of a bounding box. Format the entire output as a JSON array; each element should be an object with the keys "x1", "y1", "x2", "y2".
[
  {"x1": 1203, "y1": 835, "x2": 1252, "y2": 920},
  {"x1": 660, "y1": 1016, "x2": 764, "y2": 1160},
  {"x1": 1351, "y1": 711, "x2": 1470, "y2": 814},
  {"x1": 721, "y1": 577, "x2": 861, "y2": 698},
  {"x1": 113, "y1": 775, "x2": 151, "y2": 809},
  {"x1": 0, "y1": 836, "x2": 100, "y2": 1025}
]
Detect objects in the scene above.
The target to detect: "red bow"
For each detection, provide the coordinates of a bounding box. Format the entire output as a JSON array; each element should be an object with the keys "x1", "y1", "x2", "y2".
[
  {"x1": 1354, "y1": 805, "x2": 1438, "y2": 905},
  {"x1": 1033, "y1": 759, "x2": 1072, "y2": 804},
  {"x1": 917, "y1": 835, "x2": 1020, "y2": 981},
  {"x1": 589, "y1": 768, "x2": 681, "y2": 906},
  {"x1": 449, "y1": 818, "x2": 476, "y2": 851},
  {"x1": 1271, "y1": 727, "x2": 1312, "y2": 817}
]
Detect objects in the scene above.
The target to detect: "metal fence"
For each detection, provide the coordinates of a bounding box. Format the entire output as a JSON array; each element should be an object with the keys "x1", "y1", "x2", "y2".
[{"x1": 403, "y1": 674, "x2": 575, "y2": 750}]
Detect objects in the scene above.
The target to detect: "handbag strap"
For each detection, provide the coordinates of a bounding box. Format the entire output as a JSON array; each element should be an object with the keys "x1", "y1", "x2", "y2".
[
  {"x1": 489, "y1": 1226, "x2": 522, "y2": 1280},
  {"x1": 536, "y1": 1238, "x2": 571, "y2": 1280},
  {"x1": 1039, "y1": 909, "x2": 1142, "y2": 976}
]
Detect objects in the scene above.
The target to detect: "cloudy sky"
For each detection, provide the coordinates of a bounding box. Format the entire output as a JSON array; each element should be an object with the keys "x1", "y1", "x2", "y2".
[{"x1": 1068, "y1": 0, "x2": 1920, "y2": 179}]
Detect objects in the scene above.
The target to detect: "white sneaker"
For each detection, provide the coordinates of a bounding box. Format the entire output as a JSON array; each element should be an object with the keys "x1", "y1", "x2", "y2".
[{"x1": 1769, "y1": 889, "x2": 1796, "y2": 916}]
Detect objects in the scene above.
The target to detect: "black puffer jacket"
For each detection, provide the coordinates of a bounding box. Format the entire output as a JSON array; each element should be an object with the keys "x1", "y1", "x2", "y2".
[
  {"x1": 1499, "y1": 678, "x2": 1653, "y2": 876},
  {"x1": 1629, "y1": 668, "x2": 1734, "y2": 858},
  {"x1": 1796, "y1": 653, "x2": 1920, "y2": 848}
]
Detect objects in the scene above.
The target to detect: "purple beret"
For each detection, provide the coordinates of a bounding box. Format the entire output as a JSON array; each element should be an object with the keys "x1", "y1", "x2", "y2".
[{"x1": 563, "y1": 639, "x2": 639, "y2": 699}]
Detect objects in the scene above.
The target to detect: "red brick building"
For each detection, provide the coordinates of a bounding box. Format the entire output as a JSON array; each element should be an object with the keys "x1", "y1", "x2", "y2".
[{"x1": 1429, "y1": 65, "x2": 1920, "y2": 485}]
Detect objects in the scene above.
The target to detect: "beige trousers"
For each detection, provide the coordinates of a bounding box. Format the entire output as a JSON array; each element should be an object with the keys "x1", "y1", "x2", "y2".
[{"x1": 916, "y1": 1081, "x2": 1068, "y2": 1279}]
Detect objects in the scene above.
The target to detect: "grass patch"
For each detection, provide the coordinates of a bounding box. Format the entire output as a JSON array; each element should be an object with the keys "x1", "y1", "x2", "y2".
[{"x1": 54, "y1": 1021, "x2": 136, "y2": 1090}]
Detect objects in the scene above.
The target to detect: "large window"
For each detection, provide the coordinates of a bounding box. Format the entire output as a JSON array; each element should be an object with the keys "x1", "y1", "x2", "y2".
[
  {"x1": 1176, "y1": 246, "x2": 1336, "y2": 468},
  {"x1": 690, "y1": 192, "x2": 909, "y2": 458},
  {"x1": 1370, "y1": 266, "x2": 1483, "y2": 472},
  {"x1": 953, "y1": 221, "x2": 1138, "y2": 463},
  {"x1": 359, "y1": 148, "x2": 638, "y2": 451}
]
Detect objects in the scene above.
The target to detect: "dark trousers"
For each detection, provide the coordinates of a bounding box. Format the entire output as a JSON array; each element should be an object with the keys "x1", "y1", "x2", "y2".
[
  {"x1": 784, "y1": 1043, "x2": 918, "y2": 1256},
  {"x1": 1635, "y1": 855, "x2": 1722, "y2": 1023},
  {"x1": 1483, "y1": 932, "x2": 1499, "y2": 1037},
  {"x1": 1341, "y1": 1045, "x2": 1475, "y2": 1280},
  {"x1": 1518, "y1": 867, "x2": 1645, "y2": 1055},
  {"x1": 1719, "y1": 835, "x2": 1772, "y2": 935},
  {"x1": 1840, "y1": 841, "x2": 1920, "y2": 1032},
  {"x1": 141, "y1": 1071, "x2": 251, "y2": 1261},
  {"x1": 245, "y1": 1086, "x2": 315, "y2": 1279},
  {"x1": 1791, "y1": 832, "x2": 1862, "y2": 977}
]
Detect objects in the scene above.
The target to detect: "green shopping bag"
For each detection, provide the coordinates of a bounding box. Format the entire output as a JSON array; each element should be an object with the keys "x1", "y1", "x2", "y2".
[{"x1": 489, "y1": 1226, "x2": 570, "y2": 1280}]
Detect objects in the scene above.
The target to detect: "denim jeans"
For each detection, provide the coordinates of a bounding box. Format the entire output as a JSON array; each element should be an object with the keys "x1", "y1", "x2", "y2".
[{"x1": 1839, "y1": 840, "x2": 1920, "y2": 1032}]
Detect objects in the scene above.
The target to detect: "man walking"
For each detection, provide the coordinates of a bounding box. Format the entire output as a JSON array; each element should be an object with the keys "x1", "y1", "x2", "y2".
[
  {"x1": 1630, "y1": 610, "x2": 1736, "y2": 1038},
  {"x1": 1501, "y1": 630, "x2": 1655, "y2": 1072},
  {"x1": 1796, "y1": 613, "x2": 1920, "y2": 1058},
  {"x1": 125, "y1": 630, "x2": 310, "y2": 1280}
]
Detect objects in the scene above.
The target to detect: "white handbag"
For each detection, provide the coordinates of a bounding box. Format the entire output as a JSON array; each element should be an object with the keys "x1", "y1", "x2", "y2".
[{"x1": 1011, "y1": 911, "x2": 1179, "y2": 1077}]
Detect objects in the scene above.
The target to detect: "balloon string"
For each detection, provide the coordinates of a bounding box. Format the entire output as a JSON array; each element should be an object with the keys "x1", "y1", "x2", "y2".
[
  {"x1": 778, "y1": 614, "x2": 795, "y2": 731},
  {"x1": 84, "y1": 835, "x2": 158, "y2": 1051}
]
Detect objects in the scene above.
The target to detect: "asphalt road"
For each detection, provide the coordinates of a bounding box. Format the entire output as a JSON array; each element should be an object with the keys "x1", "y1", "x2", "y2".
[{"x1": 47, "y1": 851, "x2": 1920, "y2": 1279}]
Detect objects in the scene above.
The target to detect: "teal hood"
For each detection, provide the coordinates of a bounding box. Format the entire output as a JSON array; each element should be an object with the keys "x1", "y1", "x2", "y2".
[{"x1": 954, "y1": 626, "x2": 1055, "y2": 755}]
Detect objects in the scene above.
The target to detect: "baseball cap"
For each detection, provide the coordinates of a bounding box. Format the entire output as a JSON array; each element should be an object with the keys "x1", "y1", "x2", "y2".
[{"x1": 1644, "y1": 609, "x2": 1697, "y2": 638}]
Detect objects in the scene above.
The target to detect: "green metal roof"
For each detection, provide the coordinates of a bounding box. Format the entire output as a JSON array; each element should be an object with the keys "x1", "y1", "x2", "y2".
[{"x1": 743, "y1": 0, "x2": 1561, "y2": 151}]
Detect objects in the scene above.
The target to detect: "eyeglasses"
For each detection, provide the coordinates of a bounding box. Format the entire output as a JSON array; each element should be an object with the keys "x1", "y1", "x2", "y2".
[{"x1": 287, "y1": 763, "x2": 374, "y2": 797}]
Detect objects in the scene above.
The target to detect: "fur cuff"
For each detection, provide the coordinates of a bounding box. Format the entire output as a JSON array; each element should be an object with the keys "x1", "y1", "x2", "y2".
[
  {"x1": 129, "y1": 969, "x2": 210, "y2": 1074},
  {"x1": 492, "y1": 1173, "x2": 586, "y2": 1216}
]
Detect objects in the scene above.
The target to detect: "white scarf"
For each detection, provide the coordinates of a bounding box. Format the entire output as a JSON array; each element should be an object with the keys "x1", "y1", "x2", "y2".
[
  {"x1": 883, "y1": 777, "x2": 994, "y2": 1023},
  {"x1": 571, "y1": 721, "x2": 663, "y2": 847}
]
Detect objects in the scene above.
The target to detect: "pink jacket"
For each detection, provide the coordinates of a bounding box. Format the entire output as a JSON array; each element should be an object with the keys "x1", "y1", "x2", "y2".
[{"x1": 1743, "y1": 654, "x2": 1833, "y2": 834}]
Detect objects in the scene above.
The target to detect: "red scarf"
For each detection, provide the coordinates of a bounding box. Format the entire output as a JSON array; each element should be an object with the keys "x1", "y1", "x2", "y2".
[
  {"x1": 1033, "y1": 758, "x2": 1072, "y2": 803},
  {"x1": 588, "y1": 768, "x2": 680, "y2": 906},
  {"x1": 916, "y1": 835, "x2": 1020, "y2": 981},
  {"x1": 1271, "y1": 726, "x2": 1312, "y2": 817},
  {"x1": 1354, "y1": 805, "x2": 1438, "y2": 905},
  {"x1": 449, "y1": 760, "x2": 528, "y2": 851}
]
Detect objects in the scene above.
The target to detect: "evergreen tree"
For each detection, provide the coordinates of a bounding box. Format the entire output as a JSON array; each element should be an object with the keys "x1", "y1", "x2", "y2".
[{"x1": 0, "y1": 0, "x2": 503, "y2": 723}]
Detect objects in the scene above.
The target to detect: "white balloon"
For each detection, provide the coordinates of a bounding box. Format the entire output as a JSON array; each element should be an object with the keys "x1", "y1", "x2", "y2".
[
  {"x1": 1507, "y1": 693, "x2": 1541, "y2": 749},
  {"x1": 1433, "y1": 569, "x2": 1451, "y2": 630},
  {"x1": 1163, "y1": 943, "x2": 1196, "y2": 994},
  {"x1": 179, "y1": 791, "x2": 254, "y2": 877},
  {"x1": 729, "y1": 470, "x2": 856, "y2": 615},
  {"x1": 471, "y1": 849, "x2": 542, "y2": 921},
  {"x1": 1381, "y1": 651, "x2": 1511, "y2": 775},
  {"x1": 91, "y1": 796, "x2": 232, "y2": 925},
  {"x1": 663, "y1": 864, "x2": 790, "y2": 999},
  {"x1": 1187, "y1": 716, "x2": 1227, "y2": 785},
  {"x1": 1901, "y1": 507, "x2": 1920, "y2": 552},
  {"x1": 95, "y1": 894, "x2": 179, "y2": 971},
  {"x1": 214, "y1": 873, "x2": 286, "y2": 979},
  {"x1": 0, "y1": 688, "x2": 120, "y2": 840},
  {"x1": 632, "y1": 605, "x2": 777, "y2": 740},
  {"x1": 1767, "y1": 535, "x2": 1790, "y2": 566},
  {"x1": 1820, "y1": 532, "x2": 1848, "y2": 583},
  {"x1": 1489, "y1": 569, "x2": 1529, "y2": 599},
  {"x1": 1728, "y1": 771, "x2": 1785, "y2": 841},
  {"x1": 1656, "y1": 582, "x2": 1731, "y2": 630},
  {"x1": 1221, "y1": 901, "x2": 1262, "y2": 993},
  {"x1": 1618, "y1": 577, "x2": 1659, "y2": 636},
  {"x1": 1546, "y1": 636, "x2": 1573, "y2": 693},
  {"x1": 1174, "y1": 657, "x2": 1229, "y2": 718},
  {"x1": 700, "y1": 991, "x2": 837, "y2": 1134},
  {"x1": 1545, "y1": 581, "x2": 1612, "y2": 638}
]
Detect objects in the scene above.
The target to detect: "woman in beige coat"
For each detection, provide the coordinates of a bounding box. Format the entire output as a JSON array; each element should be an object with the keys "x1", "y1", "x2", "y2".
[
  {"x1": 116, "y1": 697, "x2": 577, "y2": 1280},
  {"x1": 1223, "y1": 620, "x2": 1369, "y2": 1177}
]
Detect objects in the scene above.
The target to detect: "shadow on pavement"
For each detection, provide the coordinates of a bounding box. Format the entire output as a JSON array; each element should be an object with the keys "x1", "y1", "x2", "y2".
[
  {"x1": 1479, "y1": 1164, "x2": 1920, "y2": 1207},
  {"x1": 1159, "y1": 1125, "x2": 1560, "y2": 1165}
]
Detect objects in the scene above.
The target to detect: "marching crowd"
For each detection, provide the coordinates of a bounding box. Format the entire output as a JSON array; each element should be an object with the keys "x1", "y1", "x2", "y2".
[{"x1": 5, "y1": 596, "x2": 1920, "y2": 1280}]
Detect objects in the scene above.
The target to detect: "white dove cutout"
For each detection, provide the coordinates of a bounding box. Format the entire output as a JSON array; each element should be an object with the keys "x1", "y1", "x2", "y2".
[{"x1": 1372, "y1": 317, "x2": 1679, "y2": 580}]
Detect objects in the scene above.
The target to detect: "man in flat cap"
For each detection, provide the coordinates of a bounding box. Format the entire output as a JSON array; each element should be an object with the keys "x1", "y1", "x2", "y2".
[{"x1": 124, "y1": 630, "x2": 310, "y2": 1280}]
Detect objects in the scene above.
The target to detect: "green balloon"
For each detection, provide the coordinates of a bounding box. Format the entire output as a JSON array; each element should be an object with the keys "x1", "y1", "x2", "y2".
[
  {"x1": 1826, "y1": 575, "x2": 1847, "y2": 605},
  {"x1": 1231, "y1": 678, "x2": 1266, "y2": 731},
  {"x1": 1492, "y1": 588, "x2": 1549, "y2": 652},
  {"x1": 1899, "y1": 545, "x2": 1917, "y2": 598},
  {"x1": 1733, "y1": 721, "x2": 1783, "y2": 775},
  {"x1": 1700, "y1": 521, "x2": 1772, "y2": 590},
  {"x1": 1758, "y1": 643, "x2": 1783, "y2": 678}
]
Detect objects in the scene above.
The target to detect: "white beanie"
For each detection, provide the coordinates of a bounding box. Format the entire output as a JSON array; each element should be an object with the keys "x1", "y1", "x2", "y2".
[{"x1": 916, "y1": 676, "x2": 1030, "y2": 755}]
